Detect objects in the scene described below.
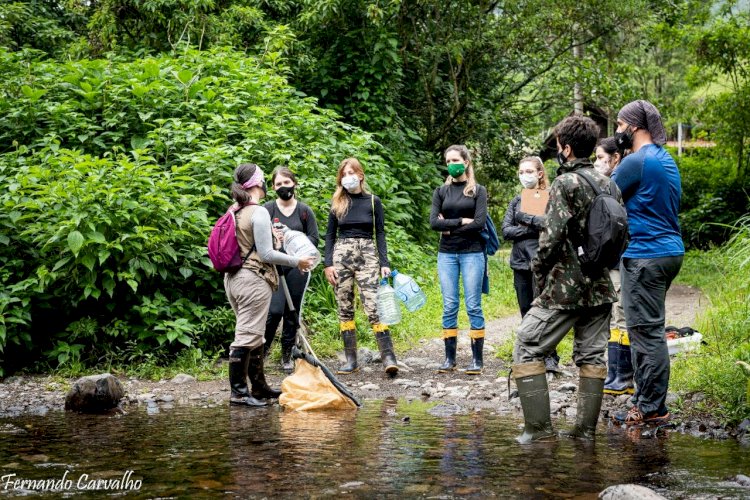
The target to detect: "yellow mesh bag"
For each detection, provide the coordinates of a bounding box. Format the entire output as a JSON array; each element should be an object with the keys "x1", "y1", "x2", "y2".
[{"x1": 279, "y1": 358, "x2": 358, "y2": 411}]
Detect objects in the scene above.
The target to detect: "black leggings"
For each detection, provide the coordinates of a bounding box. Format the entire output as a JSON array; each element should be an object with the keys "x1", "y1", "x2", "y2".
[
  {"x1": 264, "y1": 267, "x2": 311, "y2": 350},
  {"x1": 513, "y1": 269, "x2": 559, "y2": 362}
]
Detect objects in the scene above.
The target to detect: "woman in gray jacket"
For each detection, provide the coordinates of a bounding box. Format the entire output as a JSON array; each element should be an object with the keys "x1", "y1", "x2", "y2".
[{"x1": 501, "y1": 156, "x2": 560, "y2": 374}]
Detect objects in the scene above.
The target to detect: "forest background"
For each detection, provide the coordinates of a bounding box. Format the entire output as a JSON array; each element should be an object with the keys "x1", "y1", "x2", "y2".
[{"x1": 0, "y1": 0, "x2": 748, "y2": 423}]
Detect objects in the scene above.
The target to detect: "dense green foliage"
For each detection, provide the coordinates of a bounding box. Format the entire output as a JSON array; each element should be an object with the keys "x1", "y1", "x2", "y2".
[{"x1": 0, "y1": 47, "x2": 435, "y2": 374}]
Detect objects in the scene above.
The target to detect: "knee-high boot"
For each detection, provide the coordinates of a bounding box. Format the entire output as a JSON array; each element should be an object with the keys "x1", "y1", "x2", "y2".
[
  {"x1": 247, "y1": 346, "x2": 282, "y2": 400},
  {"x1": 561, "y1": 365, "x2": 606, "y2": 440},
  {"x1": 374, "y1": 325, "x2": 398, "y2": 375},
  {"x1": 604, "y1": 330, "x2": 635, "y2": 395},
  {"x1": 438, "y1": 330, "x2": 458, "y2": 373},
  {"x1": 603, "y1": 329, "x2": 619, "y2": 388},
  {"x1": 337, "y1": 322, "x2": 359, "y2": 374},
  {"x1": 464, "y1": 329, "x2": 485, "y2": 375},
  {"x1": 513, "y1": 360, "x2": 555, "y2": 444},
  {"x1": 229, "y1": 347, "x2": 268, "y2": 407}
]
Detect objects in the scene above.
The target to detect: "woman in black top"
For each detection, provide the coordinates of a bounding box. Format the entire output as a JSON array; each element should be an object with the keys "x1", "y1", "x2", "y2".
[
  {"x1": 501, "y1": 156, "x2": 561, "y2": 374},
  {"x1": 323, "y1": 157, "x2": 398, "y2": 376},
  {"x1": 263, "y1": 167, "x2": 320, "y2": 373},
  {"x1": 430, "y1": 145, "x2": 488, "y2": 375}
]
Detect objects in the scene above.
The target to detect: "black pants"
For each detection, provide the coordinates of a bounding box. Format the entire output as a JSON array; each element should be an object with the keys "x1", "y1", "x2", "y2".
[
  {"x1": 264, "y1": 267, "x2": 311, "y2": 351},
  {"x1": 622, "y1": 255, "x2": 683, "y2": 415},
  {"x1": 513, "y1": 269, "x2": 559, "y2": 363}
]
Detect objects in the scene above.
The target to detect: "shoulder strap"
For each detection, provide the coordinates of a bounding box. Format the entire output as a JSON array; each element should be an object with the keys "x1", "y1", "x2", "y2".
[
  {"x1": 573, "y1": 170, "x2": 606, "y2": 196},
  {"x1": 371, "y1": 194, "x2": 376, "y2": 236},
  {"x1": 235, "y1": 202, "x2": 258, "y2": 262},
  {"x1": 300, "y1": 203, "x2": 309, "y2": 235}
]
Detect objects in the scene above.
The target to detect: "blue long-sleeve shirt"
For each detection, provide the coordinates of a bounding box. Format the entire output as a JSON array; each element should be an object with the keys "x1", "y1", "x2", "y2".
[{"x1": 612, "y1": 144, "x2": 684, "y2": 258}]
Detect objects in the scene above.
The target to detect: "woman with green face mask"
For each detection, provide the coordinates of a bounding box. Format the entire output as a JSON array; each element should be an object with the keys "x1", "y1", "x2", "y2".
[{"x1": 429, "y1": 145, "x2": 488, "y2": 375}]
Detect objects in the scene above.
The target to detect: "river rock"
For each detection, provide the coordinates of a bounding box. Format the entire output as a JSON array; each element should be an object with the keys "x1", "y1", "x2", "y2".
[
  {"x1": 428, "y1": 403, "x2": 466, "y2": 417},
  {"x1": 394, "y1": 379, "x2": 420, "y2": 388},
  {"x1": 171, "y1": 374, "x2": 196, "y2": 384},
  {"x1": 559, "y1": 382, "x2": 577, "y2": 393},
  {"x1": 358, "y1": 348, "x2": 375, "y2": 364},
  {"x1": 360, "y1": 383, "x2": 380, "y2": 391},
  {"x1": 732, "y1": 474, "x2": 750, "y2": 487},
  {"x1": 599, "y1": 484, "x2": 666, "y2": 499},
  {"x1": 665, "y1": 392, "x2": 679, "y2": 406},
  {"x1": 65, "y1": 374, "x2": 124, "y2": 413}
]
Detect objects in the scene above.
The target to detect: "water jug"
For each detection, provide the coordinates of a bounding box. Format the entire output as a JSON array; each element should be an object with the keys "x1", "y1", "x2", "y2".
[
  {"x1": 391, "y1": 270, "x2": 427, "y2": 312},
  {"x1": 279, "y1": 223, "x2": 321, "y2": 269},
  {"x1": 377, "y1": 278, "x2": 402, "y2": 325}
]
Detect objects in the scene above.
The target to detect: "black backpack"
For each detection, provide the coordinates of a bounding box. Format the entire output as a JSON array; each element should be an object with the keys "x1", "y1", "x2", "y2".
[{"x1": 573, "y1": 170, "x2": 629, "y2": 275}]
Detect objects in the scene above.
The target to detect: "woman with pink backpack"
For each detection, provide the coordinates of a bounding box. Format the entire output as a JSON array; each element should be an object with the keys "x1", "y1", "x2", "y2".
[{"x1": 221, "y1": 163, "x2": 315, "y2": 407}]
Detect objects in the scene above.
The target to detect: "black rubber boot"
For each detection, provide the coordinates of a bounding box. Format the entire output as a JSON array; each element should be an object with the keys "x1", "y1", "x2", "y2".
[
  {"x1": 337, "y1": 330, "x2": 359, "y2": 374},
  {"x1": 280, "y1": 341, "x2": 294, "y2": 374},
  {"x1": 561, "y1": 366, "x2": 606, "y2": 440},
  {"x1": 437, "y1": 337, "x2": 457, "y2": 373},
  {"x1": 603, "y1": 330, "x2": 619, "y2": 388},
  {"x1": 464, "y1": 338, "x2": 484, "y2": 375},
  {"x1": 605, "y1": 331, "x2": 635, "y2": 395},
  {"x1": 247, "y1": 346, "x2": 282, "y2": 400},
  {"x1": 513, "y1": 361, "x2": 555, "y2": 444},
  {"x1": 229, "y1": 348, "x2": 268, "y2": 407},
  {"x1": 375, "y1": 330, "x2": 399, "y2": 376}
]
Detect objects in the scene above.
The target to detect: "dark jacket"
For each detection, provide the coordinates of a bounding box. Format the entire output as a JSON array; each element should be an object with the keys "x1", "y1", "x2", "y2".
[
  {"x1": 531, "y1": 158, "x2": 622, "y2": 310},
  {"x1": 502, "y1": 195, "x2": 545, "y2": 271}
]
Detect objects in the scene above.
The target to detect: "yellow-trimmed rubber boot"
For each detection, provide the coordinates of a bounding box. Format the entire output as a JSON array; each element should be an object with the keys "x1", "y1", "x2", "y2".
[
  {"x1": 604, "y1": 329, "x2": 635, "y2": 395},
  {"x1": 374, "y1": 324, "x2": 399, "y2": 376},
  {"x1": 337, "y1": 321, "x2": 359, "y2": 374},
  {"x1": 438, "y1": 329, "x2": 458, "y2": 373},
  {"x1": 464, "y1": 329, "x2": 485, "y2": 375}
]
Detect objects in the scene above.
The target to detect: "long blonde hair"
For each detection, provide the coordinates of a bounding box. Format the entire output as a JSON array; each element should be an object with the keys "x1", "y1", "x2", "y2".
[
  {"x1": 519, "y1": 156, "x2": 550, "y2": 190},
  {"x1": 444, "y1": 145, "x2": 477, "y2": 197},
  {"x1": 331, "y1": 157, "x2": 369, "y2": 219}
]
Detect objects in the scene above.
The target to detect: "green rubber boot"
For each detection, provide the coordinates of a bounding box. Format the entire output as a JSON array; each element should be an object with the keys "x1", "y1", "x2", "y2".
[
  {"x1": 513, "y1": 360, "x2": 555, "y2": 444},
  {"x1": 561, "y1": 365, "x2": 607, "y2": 440}
]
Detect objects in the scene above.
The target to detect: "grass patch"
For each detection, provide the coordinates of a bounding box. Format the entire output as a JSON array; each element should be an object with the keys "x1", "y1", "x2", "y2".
[{"x1": 670, "y1": 248, "x2": 750, "y2": 425}]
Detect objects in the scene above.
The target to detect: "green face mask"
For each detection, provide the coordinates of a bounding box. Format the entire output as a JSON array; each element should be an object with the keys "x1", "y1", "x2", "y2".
[{"x1": 447, "y1": 162, "x2": 466, "y2": 178}]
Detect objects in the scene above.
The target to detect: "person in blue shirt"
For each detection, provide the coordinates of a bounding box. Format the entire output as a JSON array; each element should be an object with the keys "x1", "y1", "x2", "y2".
[{"x1": 610, "y1": 100, "x2": 684, "y2": 426}]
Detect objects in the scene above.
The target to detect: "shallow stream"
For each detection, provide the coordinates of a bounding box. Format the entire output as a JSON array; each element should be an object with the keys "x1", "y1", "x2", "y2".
[{"x1": 1, "y1": 400, "x2": 748, "y2": 498}]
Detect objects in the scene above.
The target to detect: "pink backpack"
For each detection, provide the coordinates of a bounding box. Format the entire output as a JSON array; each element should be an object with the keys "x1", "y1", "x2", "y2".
[{"x1": 207, "y1": 203, "x2": 256, "y2": 273}]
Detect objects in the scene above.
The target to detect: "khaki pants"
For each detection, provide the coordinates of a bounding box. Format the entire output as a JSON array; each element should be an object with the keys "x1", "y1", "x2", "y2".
[
  {"x1": 224, "y1": 269, "x2": 273, "y2": 349},
  {"x1": 513, "y1": 304, "x2": 612, "y2": 367},
  {"x1": 609, "y1": 268, "x2": 626, "y2": 331}
]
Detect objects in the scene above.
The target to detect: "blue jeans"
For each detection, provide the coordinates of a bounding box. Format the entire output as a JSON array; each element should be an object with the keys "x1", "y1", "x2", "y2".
[{"x1": 438, "y1": 251, "x2": 485, "y2": 330}]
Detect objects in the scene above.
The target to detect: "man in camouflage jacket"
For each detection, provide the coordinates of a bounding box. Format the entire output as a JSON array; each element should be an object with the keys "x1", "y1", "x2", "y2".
[{"x1": 512, "y1": 115, "x2": 624, "y2": 444}]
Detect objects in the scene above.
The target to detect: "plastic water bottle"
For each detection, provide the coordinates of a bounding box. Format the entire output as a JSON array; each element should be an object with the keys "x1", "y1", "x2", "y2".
[
  {"x1": 391, "y1": 270, "x2": 427, "y2": 312},
  {"x1": 377, "y1": 278, "x2": 402, "y2": 325},
  {"x1": 276, "y1": 221, "x2": 321, "y2": 269}
]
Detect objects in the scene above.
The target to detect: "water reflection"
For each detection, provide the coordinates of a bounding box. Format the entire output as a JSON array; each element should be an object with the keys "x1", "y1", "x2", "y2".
[{"x1": 0, "y1": 402, "x2": 748, "y2": 498}]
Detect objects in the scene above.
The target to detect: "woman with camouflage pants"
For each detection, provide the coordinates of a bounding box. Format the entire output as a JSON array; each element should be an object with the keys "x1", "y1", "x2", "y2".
[{"x1": 323, "y1": 158, "x2": 398, "y2": 376}]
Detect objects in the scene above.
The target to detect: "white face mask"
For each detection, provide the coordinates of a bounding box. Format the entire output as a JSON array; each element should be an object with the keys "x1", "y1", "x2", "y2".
[
  {"x1": 519, "y1": 173, "x2": 539, "y2": 189},
  {"x1": 341, "y1": 175, "x2": 360, "y2": 192},
  {"x1": 594, "y1": 160, "x2": 613, "y2": 177}
]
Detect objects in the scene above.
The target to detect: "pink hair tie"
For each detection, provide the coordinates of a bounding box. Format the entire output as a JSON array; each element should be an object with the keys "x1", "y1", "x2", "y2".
[{"x1": 241, "y1": 166, "x2": 264, "y2": 189}]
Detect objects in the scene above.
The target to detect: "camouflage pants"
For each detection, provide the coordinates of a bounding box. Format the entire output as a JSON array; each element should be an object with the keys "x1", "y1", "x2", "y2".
[{"x1": 333, "y1": 238, "x2": 380, "y2": 324}]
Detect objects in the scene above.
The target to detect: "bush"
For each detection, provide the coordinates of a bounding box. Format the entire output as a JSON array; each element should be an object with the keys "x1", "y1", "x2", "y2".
[
  {"x1": 0, "y1": 47, "x2": 437, "y2": 375},
  {"x1": 675, "y1": 146, "x2": 750, "y2": 249}
]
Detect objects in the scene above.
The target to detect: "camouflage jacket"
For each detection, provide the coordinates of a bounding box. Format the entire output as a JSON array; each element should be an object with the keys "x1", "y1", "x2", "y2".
[{"x1": 530, "y1": 158, "x2": 621, "y2": 309}]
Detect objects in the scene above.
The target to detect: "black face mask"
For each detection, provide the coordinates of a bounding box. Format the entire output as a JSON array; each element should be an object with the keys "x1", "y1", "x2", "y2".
[
  {"x1": 557, "y1": 150, "x2": 568, "y2": 167},
  {"x1": 275, "y1": 186, "x2": 295, "y2": 201},
  {"x1": 614, "y1": 128, "x2": 634, "y2": 151}
]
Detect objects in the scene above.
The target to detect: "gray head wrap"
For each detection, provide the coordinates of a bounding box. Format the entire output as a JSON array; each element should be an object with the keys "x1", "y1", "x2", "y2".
[{"x1": 617, "y1": 100, "x2": 667, "y2": 146}]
